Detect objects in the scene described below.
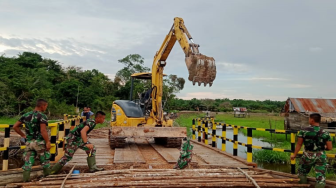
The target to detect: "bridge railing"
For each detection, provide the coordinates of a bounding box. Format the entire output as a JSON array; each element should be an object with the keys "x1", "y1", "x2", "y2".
[
  {"x1": 191, "y1": 118, "x2": 336, "y2": 174},
  {"x1": 0, "y1": 114, "x2": 85, "y2": 171}
]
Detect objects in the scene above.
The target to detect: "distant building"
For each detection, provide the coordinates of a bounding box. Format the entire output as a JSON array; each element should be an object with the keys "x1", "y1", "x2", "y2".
[
  {"x1": 233, "y1": 107, "x2": 247, "y2": 118},
  {"x1": 282, "y1": 98, "x2": 336, "y2": 130}
]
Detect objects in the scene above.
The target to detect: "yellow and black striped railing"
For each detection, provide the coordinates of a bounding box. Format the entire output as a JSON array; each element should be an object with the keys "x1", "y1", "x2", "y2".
[
  {"x1": 0, "y1": 114, "x2": 85, "y2": 171},
  {"x1": 192, "y1": 118, "x2": 336, "y2": 175}
]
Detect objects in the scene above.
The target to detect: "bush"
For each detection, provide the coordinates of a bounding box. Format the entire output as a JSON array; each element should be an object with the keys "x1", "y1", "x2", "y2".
[
  {"x1": 47, "y1": 100, "x2": 76, "y2": 119},
  {"x1": 252, "y1": 149, "x2": 290, "y2": 164}
]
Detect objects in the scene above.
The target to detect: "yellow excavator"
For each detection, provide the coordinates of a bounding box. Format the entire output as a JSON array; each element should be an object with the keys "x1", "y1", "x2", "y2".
[{"x1": 109, "y1": 17, "x2": 216, "y2": 149}]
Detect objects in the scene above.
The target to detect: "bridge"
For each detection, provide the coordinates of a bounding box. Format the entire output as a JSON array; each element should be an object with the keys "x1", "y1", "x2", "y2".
[{"x1": 1, "y1": 115, "x2": 336, "y2": 187}]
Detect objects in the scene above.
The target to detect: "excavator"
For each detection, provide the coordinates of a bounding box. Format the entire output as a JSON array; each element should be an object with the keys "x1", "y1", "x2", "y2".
[{"x1": 109, "y1": 17, "x2": 216, "y2": 149}]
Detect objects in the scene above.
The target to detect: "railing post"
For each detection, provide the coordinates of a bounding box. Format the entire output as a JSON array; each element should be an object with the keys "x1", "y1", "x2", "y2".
[
  {"x1": 58, "y1": 122, "x2": 65, "y2": 158},
  {"x1": 65, "y1": 120, "x2": 70, "y2": 137},
  {"x1": 202, "y1": 120, "x2": 205, "y2": 143},
  {"x1": 291, "y1": 131, "x2": 296, "y2": 174},
  {"x1": 192, "y1": 119, "x2": 196, "y2": 140},
  {"x1": 2, "y1": 125, "x2": 10, "y2": 171},
  {"x1": 233, "y1": 126, "x2": 238, "y2": 156},
  {"x1": 205, "y1": 121, "x2": 209, "y2": 145},
  {"x1": 222, "y1": 124, "x2": 226, "y2": 151},
  {"x1": 247, "y1": 128, "x2": 253, "y2": 163},
  {"x1": 50, "y1": 123, "x2": 57, "y2": 161},
  {"x1": 70, "y1": 119, "x2": 76, "y2": 131},
  {"x1": 198, "y1": 119, "x2": 201, "y2": 142},
  {"x1": 212, "y1": 118, "x2": 216, "y2": 147}
]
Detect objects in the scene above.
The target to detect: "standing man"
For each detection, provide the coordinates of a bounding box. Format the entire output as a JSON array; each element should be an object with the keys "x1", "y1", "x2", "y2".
[
  {"x1": 51, "y1": 111, "x2": 106, "y2": 174},
  {"x1": 87, "y1": 106, "x2": 94, "y2": 118},
  {"x1": 80, "y1": 107, "x2": 90, "y2": 120},
  {"x1": 13, "y1": 99, "x2": 51, "y2": 182},
  {"x1": 291, "y1": 113, "x2": 333, "y2": 188}
]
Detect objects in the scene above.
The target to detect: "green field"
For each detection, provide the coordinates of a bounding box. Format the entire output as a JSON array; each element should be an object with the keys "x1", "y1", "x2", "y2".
[{"x1": 175, "y1": 112, "x2": 284, "y2": 140}]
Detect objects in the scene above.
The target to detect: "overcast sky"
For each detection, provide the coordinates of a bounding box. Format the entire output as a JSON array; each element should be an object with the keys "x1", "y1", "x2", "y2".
[{"x1": 0, "y1": 0, "x2": 335, "y2": 101}]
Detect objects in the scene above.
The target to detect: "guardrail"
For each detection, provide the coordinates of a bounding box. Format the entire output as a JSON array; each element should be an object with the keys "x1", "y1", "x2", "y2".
[
  {"x1": 0, "y1": 114, "x2": 85, "y2": 171},
  {"x1": 192, "y1": 118, "x2": 336, "y2": 174}
]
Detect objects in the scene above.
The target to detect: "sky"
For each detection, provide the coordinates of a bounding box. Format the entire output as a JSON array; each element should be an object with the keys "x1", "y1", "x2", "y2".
[{"x1": 0, "y1": 0, "x2": 335, "y2": 101}]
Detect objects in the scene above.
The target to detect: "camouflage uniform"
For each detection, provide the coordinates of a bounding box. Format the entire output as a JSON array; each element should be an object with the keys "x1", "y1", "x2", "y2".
[
  {"x1": 57, "y1": 119, "x2": 97, "y2": 166},
  {"x1": 19, "y1": 111, "x2": 50, "y2": 171},
  {"x1": 297, "y1": 126, "x2": 331, "y2": 185},
  {"x1": 174, "y1": 139, "x2": 193, "y2": 169}
]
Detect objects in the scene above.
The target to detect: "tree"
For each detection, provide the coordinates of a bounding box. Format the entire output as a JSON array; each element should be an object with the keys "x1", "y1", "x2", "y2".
[
  {"x1": 115, "y1": 54, "x2": 150, "y2": 85},
  {"x1": 201, "y1": 99, "x2": 216, "y2": 111}
]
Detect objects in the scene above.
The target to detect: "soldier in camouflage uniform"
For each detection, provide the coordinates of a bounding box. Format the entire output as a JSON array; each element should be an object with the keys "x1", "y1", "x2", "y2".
[
  {"x1": 291, "y1": 113, "x2": 333, "y2": 188},
  {"x1": 51, "y1": 111, "x2": 106, "y2": 174},
  {"x1": 13, "y1": 99, "x2": 51, "y2": 182}
]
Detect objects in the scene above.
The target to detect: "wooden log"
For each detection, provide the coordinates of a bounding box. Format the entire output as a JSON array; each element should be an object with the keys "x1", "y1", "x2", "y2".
[
  {"x1": 0, "y1": 167, "x2": 43, "y2": 186},
  {"x1": 60, "y1": 165, "x2": 75, "y2": 188}
]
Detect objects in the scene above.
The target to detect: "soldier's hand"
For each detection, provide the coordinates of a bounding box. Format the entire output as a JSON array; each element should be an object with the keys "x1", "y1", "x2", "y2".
[
  {"x1": 86, "y1": 143, "x2": 94, "y2": 150},
  {"x1": 46, "y1": 141, "x2": 51, "y2": 151},
  {"x1": 290, "y1": 154, "x2": 296, "y2": 161}
]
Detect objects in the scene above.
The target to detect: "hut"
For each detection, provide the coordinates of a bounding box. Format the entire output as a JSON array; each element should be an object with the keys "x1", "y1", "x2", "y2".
[
  {"x1": 233, "y1": 107, "x2": 247, "y2": 118},
  {"x1": 283, "y1": 98, "x2": 336, "y2": 130}
]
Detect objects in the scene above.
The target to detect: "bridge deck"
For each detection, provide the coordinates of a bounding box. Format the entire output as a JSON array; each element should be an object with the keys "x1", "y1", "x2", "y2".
[{"x1": 62, "y1": 136, "x2": 251, "y2": 169}]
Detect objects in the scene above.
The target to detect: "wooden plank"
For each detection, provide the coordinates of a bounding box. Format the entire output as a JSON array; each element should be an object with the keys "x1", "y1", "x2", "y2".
[
  {"x1": 150, "y1": 143, "x2": 196, "y2": 164},
  {"x1": 67, "y1": 138, "x2": 113, "y2": 166},
  {"x1": 191, "y1": 140, "x2": 257, "y2": 167},
  {"x1": 150, "y1": 143, "x2": 179, "y2": 163},
  {"x1": 111, "y1": 127, "x2": 187, "y2": 137},
  {"x1": 191, "y1": 141, "x2": 250, "y2": 168},
  {"x1": 114, "y1": 143, "x2": 145, "y2": 164}
]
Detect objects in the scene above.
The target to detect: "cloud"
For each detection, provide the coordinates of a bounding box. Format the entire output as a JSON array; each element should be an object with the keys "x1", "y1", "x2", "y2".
[
  {"x1": 0, "y1": 36, "x2": 107, "y2": 56},
  {"x1": 266, "y1": 84, "x2": 312, "y2": 88},
  {"x1": 105, "y1": 73, "x2": 116, "y2": 80},
  {"x1": 228, "y1": 77, "x2": 287, "y2": 81},
  {"x1": 309, "y1": 47, "x2": 323, "y2": 52},
  {"x1": 216, "y1": 62, "x2": 249, "y2": 73}
]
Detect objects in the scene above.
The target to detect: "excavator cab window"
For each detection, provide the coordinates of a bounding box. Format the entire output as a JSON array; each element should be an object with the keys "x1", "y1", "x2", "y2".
[{"x1": 111, "y1": 107, "x2": 116, "y2": 122}]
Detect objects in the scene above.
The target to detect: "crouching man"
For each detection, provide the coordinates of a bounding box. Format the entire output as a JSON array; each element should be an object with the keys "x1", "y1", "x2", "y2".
[{"x1": 51, "y1": 111, "x2": 106, "y2": 174}]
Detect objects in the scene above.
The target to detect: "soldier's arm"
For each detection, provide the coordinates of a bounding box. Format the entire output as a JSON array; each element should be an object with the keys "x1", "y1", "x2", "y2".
[
  {"x1": 40, "y1": 123, "x2": 51, "y2": 150},
  {"x1": 81, "y1": 126, "x2": 90, "y2": 143},
  {"x1": 291, "y1": 137, "x2": 303, "y2": 159},
  {"x1": 326, "y1": 141, "x2": 332, "y2": 150},
  {"x1": 81, "y1": 126, "x2": 94, "y2": 150},
  {"x1": 13, "y1": 121, "x2": 25, "y2": 138}
]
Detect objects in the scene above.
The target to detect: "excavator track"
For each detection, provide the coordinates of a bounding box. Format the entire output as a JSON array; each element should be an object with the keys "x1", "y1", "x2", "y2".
[
  {"x1": 154, "y1": 137, "x2": 182, "y2": 148},
  {"x1": 108, "y1": 129, "x2": 126, "y2": 149}
]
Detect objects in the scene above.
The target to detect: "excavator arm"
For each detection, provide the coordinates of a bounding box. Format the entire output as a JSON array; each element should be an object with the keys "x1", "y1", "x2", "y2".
[{"x1": 151, "y1": 17, "x2": 216, "y2": 124}]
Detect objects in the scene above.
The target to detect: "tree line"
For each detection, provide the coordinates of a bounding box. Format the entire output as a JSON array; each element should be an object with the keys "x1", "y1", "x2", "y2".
[{"x1": 0, "y1": 52, "x2": 284, "y2": 118}]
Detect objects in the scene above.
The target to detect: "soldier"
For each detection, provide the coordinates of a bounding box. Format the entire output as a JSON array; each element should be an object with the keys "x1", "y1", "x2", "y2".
[
  {"x1": 51, "y1": 111, "x2": 106, "y2": 174},
  {"x1": 291, "y1": 113, "x2": 333, "y2": 188},
  {"x1": 13, "y1": 99, "x2": 51, "y2": 182}
]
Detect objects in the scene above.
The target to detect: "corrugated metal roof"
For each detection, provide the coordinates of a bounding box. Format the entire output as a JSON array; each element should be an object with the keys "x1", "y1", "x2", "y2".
[{"x1": 288, "y1": 98, "x2": 336, "y2": 113}]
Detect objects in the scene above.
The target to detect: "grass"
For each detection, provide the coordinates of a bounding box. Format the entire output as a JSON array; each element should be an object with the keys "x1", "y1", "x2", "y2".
[{"x1": 253, "y1": 149, "x2": 290, "y2": 164}]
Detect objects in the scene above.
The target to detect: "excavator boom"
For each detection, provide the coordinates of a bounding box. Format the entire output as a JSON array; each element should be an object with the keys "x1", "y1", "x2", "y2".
[
  {"x1": 151, "y1": 17, "x2": 216, "y2": 123},
  {"x1": 109, "y1": 17, "x2": 216, "y2": 149}
]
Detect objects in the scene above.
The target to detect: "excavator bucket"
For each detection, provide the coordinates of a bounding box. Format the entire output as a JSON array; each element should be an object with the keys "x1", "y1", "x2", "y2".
[{"x1": 185, "y1": 54, "x2": 216, "y2": 87}]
